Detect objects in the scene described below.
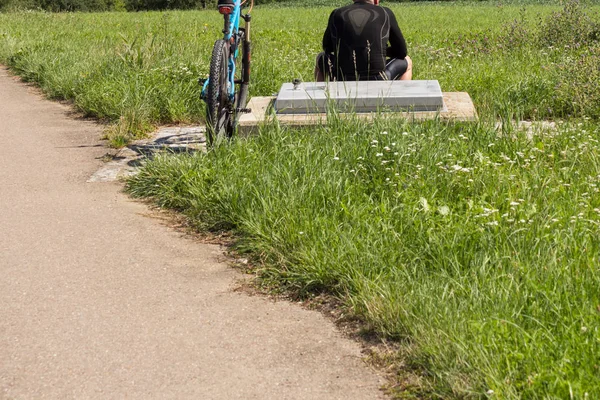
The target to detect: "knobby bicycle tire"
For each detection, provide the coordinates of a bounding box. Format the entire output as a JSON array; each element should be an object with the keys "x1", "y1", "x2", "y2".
[{"x1": 206, "y1": 39, "x2": 230, "y2": 146}]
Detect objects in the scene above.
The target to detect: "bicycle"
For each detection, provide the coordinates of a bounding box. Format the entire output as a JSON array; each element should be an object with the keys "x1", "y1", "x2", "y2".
[{"x1": 200, "y1": 0, "x2": 253, "y2": 146}]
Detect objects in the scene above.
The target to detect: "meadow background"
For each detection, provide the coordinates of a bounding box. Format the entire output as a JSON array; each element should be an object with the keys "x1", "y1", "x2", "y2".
[{"x1": 2, "y1": 1, "x2": 600, "y2": 398}]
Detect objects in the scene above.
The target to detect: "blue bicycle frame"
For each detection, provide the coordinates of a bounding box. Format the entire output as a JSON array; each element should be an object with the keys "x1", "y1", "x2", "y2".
[{"x1": 201, "y1": 0, "x2": 243, "y2": 102}]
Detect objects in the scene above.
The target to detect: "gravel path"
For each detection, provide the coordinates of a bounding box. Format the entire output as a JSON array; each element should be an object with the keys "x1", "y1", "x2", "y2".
[{"x1": 0, "y1": 67, "x2": 384, "y2": 399}]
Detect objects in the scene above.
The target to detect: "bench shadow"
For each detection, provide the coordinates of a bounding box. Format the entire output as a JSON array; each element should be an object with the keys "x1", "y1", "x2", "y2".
[{"x1": 125, "y1": 132, "x2": 207, "y2": 166}]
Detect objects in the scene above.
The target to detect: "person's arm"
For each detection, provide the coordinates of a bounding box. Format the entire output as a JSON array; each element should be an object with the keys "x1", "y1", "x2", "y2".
[
  {"x1": 385, "y1": 8, "x2": 407, "y2": 59},
  {"x1": 322, "y1": 11, "x2": 336, "y2": 54}
]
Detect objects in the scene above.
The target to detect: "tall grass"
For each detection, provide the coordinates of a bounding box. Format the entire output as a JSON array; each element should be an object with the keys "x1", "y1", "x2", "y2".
[{"x1": 128, "y1": 116, "x2": 600, "y2": 398}]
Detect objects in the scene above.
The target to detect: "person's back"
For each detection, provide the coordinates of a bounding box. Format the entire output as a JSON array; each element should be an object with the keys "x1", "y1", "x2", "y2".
[{"x1": 317, "y1": 0, "x2": 411, "y2": 81}]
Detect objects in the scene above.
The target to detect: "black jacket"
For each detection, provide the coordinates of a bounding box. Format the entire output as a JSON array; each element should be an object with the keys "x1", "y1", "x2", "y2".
[{"x1": 322, "y1": 1, "x2": 408, "y2": 79}]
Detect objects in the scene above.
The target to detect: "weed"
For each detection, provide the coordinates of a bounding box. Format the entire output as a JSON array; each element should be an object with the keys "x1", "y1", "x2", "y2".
[
  {"x1": 554, "y1": 44, "x2": 600, "y2": 118},
  {"x1": 538, "y1": 0, "x2": 600, "y2": 48}
]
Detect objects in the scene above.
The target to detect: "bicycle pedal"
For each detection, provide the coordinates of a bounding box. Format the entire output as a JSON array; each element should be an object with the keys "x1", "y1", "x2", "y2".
[{"x1": 236, "y1": 108, "x2": 252, "y2": 113}]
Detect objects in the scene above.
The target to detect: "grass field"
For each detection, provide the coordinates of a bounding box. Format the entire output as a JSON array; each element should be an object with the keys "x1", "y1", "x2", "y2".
[
  {"x1": 2, "y1": 2, "x2": 600, "y2": 398},
  {"x1": 2, "y1": 2, "x2": 599, "y2": 142}
]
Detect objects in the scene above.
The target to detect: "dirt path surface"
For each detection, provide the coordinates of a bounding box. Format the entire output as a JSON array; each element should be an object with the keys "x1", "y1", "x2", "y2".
[{"x1": 0, "y1": 67, "x2": 384, "y2": 399}]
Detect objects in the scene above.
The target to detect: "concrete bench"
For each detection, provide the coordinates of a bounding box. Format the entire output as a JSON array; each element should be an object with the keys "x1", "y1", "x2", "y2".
[
  {"x1": 239, "y1": 80, "x2": 477, "y2": 134},
  {"x1": 275, "y1": 80, "x2": 444, "y2": 113}
]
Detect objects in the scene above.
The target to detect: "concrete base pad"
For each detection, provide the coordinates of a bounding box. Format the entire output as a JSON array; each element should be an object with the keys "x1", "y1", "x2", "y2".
[{"x1": 239, "y1": 92, "x2": 477, "y2": 135}]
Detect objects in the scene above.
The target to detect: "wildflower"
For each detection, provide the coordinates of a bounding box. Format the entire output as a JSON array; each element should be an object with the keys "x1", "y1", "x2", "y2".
[
  {"x1": 451, "y1": 165, "x2": 472, "y2": 173},
  {"x1": 402, "y1": 131, "x2": 409, "y2": 136},
  {"x1": 419, "y1": 197, "x2": 430, "y2": 212},
  {"x1": 333, "y1": 156, "x2": 339, "y2": 161},
  {"x1": 383, "y1": 146, "x2": 391, "y2": 151},
  {"x1": 371, "y1": 139, "x2": 378, "y2": 144},
  {"x1": 376, "y1": 153, "x2": 383, "y2": 157},
  {"x1": 438, "y1": 205, "x2": 450, "y2": 216},
  {"x1": 381, "y1": 131, "x2": 388, "y2": 135},
  {"x1": 510, "y1": 201, "x2": 520, "y2": 206}
]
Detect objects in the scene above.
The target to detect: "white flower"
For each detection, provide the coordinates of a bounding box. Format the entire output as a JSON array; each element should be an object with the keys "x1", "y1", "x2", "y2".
[
  {"x1": 451, "y1": 165, "x2": 472, "y2": 173},
  {"x1": 438, "y1": 205, "x2": 450, "y2": 216},
  {"x1": 402, "y1": 131, "x2": 409, "y2": 136},
  {"x1": 510, "y1": 201, "x2": 520, "y2": 206},
  {"x1": 420, "y1": 197, "x2": 430, "y2": 212},
  {"x1": 381, "y1": 131, "x2": 388, "y2": 135},
  {"x1": 376, "y1": 153, "x2": 383, "y2": 157},
  {"x1": 333, "y1": 156, "x2": 339, "y2": 161}
]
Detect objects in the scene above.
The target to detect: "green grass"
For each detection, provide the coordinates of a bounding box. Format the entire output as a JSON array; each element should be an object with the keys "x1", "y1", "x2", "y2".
[
  {"x1": 2, "y1": 2, "x2": 600, "y2": 397},
  {"x1": 2, "y1": 2, "x2": 598, "y2": 143},
  {"x1": 127, "y1": 117, "x2": 600, "y2": 398}
]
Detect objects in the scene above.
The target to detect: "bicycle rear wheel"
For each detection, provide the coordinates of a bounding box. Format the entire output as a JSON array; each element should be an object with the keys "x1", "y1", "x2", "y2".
[{"x1": 206, "y1": 39, "x2": 231, "y2": 146}]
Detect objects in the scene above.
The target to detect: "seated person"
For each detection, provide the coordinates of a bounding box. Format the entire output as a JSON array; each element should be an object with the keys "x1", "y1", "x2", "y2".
[{"x1": 315, "y1": 0, "x2": 412, "y2": 81}]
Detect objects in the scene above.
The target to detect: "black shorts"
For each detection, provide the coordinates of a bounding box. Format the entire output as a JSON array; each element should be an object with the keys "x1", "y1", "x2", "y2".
[{"x1": 317, "y1": 52, "x2": 408, "y2": 81}]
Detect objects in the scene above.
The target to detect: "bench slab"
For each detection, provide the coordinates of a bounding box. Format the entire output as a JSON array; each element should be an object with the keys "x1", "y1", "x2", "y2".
[{"x1": 274, "y1": 80, "x2": 444, "y2": 114}]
